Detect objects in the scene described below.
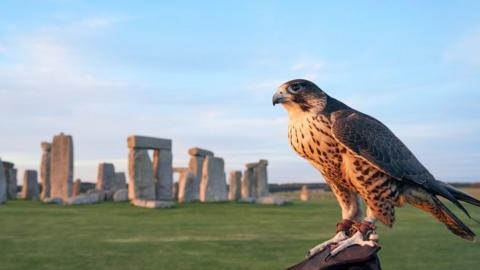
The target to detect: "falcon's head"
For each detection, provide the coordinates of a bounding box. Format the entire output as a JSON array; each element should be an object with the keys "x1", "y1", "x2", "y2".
[{"x1": 272, "y1": 79, "x2": 327, "y2": 117}]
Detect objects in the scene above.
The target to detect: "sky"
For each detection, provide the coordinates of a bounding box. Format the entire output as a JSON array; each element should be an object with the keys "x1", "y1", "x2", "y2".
[{"x1": 0, "y1": 1, "x2": 479, "y2": 184}]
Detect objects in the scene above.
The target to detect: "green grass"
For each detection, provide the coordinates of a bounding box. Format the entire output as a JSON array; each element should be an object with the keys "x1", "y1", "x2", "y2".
[{"x1": 1, "y1": 193, "x2": 479, "y2": 270}]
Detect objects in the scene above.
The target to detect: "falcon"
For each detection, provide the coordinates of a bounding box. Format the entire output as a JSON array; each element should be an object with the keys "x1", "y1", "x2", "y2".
[{"x1": 272, "y1": 79, "x2": 480, "y2": 257}]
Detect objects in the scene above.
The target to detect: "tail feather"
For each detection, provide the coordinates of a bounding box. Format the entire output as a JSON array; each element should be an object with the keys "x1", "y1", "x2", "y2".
[
  {"x1": 428, "y1": 180, "x2": 472, "y2": 219},
  {"x1": 431, "y1": 196, "x2": 476, "y2": 241},
  {"x1": 403, "y1": 186, "x2": 476, "y2": 241},
  {"x1": 441, "y1": 182, "x2": 480, "y2": 208}
]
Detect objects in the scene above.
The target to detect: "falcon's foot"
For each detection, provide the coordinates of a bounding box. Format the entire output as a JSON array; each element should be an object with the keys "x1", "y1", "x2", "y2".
[
  {"x1": 306, "y1": 219, "x2": 354, "y2": 258},
  {"x1": 330, "y1": 221, "x2": 378, "y2": 257}
]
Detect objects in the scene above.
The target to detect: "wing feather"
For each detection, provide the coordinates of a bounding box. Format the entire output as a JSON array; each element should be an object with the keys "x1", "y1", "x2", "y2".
[
  {"x1": 331, "y1": 110, "x2": 472, "y2": 218},
  {"x1": 331, "y1": 111, "x2": 433, "y2": 185}
]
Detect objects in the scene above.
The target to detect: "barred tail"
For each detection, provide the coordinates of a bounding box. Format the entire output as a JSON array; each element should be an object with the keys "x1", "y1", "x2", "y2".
[{"x1": 403, "y1": 186, "x2": 475, "y2": 241}]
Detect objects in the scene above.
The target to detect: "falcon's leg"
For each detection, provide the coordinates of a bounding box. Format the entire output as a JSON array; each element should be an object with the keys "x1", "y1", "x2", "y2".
[
  {"x1": 306, "y1": 185, "x2": 362, "y2": 258},
  {"x1": 330, "y1": 208, "x2": 379, "y2": 256}
]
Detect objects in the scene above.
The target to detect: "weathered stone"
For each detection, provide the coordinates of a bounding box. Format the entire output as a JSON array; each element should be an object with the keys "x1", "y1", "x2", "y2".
[
  {"x1": 6, "y1": 168, "x2": 17, "y2": 199},
  {"x1": 67, "y1": 193, "x2": 102, "y2": 205},
  {"x1": 153, "y1": 149, "x2": 173, "y2": 201},
  {"x1": 127, "y1": 135, "x2": 171, "y2": 150},
  {"x1": 256, "y1": 195, "x2": 291, "y2": 206},
  {"x1": 255, "y1": 161, "x2": 269, "y2": 197},
  {"x1": 187, "y1": 155, "x2": 204, "y2": 201},
  {"x1": 21, "y1": 170, "x2": 39, "y2": 200},
  {"x1": 228, "y1": 171, "x2": 242, "y2": 201},
  {"x1": 131, "y1": 199, "x2": 174, "y2": 209},
  {"x1": 73, "y1": 179, "x2": 82, "y2": 197},
  {"x1": 300, "y1": 185, "x2": 310, "y2": 201},
  {"x1": 50, "y1": 133, "x2": 74, "y2": 201},
  {"x1": 238, "y1": 197, "x2": 256, "y2": 204},
  {"x1": 258, "y1": 159, "x2": 268, "y2": 166},
  {"x1": 200, "y1": 156, "x2": 227, "y2": 202},
  {"x1": 96, "y1": 163, "x2": 115, "y2": 193},
  {"x1": 173, "y1": 167, "x2": 188, "y2": 173},
  {"x1": 85, "y1": 188, "x2": 107, "y2": 201},
  {"x1": 112, "y1": 172, "x2": 127, "y2": 192},
  {"x1": 0, "y1": 160, "x2": 7, "y2": 204},
  {"x1": 113, "y1": 188, "x2": 128, "y2": 202},
  {"x1": 178, "y1": 171, "x2": 196, "y2": 203},
  {"x1": 172, "y1": 182, "x2": 179, "y2": 201},
  {"x1": 2, "y1": 162, "x2": 17, "y2": 200},
  {"x1": 188, "y1": 147, "x2": 214, "y2": 157},
  {"x1": 245, "y1": 162, "x2": 259, "y2": 169},
  {"x1": 241, "y1": 168, "x2": 256, "y2": 199},
  {"x1": 40, "y1": 142, "x2": 51, "y2": 200},
  {"x1": 2, "y1": 161, "x2": 14, "y2": 169},
  {"x1": 43, "y1": 197, "x2": 63, "y2": 205},
  {"x1": 128, "y1": 149, "x2": 156, "y2": 200}
]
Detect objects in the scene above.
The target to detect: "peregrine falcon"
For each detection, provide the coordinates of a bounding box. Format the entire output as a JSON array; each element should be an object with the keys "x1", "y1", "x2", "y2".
[{"x1": 272, "y1": 79, "x2": 480, "y2": 257}]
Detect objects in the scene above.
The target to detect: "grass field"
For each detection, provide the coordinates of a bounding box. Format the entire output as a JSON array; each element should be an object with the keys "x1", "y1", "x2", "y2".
[{"x1": 1, "y1": 190, "x2": 480, "y2": 270}]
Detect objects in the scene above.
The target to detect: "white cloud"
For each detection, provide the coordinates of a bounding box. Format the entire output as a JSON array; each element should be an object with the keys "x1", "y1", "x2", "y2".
[
  {"x1": 246, "y1": 80, "x2": 283, "y2": 92},
  {"x1": 444, "y1": 29, "x2": 480, "y2": 66},
  {"x1": 290, "y1": 58, "x2": 326, "y2": 81},
  {"x1": 291, "y1": 60, "x2": 324, "y2": 72}
]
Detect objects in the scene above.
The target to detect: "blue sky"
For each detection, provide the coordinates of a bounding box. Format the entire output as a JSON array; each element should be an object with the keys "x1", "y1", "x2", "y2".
[{"x1": 1, "y1": 1, "x2": 479, "y2": 183}]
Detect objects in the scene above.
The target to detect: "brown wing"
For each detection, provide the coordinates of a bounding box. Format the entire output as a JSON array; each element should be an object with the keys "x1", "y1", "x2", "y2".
[
  {"x1": 331, "y1": 110, "x2": 472, "y2": 217},
  {"x1": 331, "y1": 111, "x2": 434, "y2": 184}
]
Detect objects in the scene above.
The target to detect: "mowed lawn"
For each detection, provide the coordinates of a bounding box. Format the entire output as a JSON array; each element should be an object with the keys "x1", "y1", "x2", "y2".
[{"x1": 1, "y1": 190, "x2": 480, "y2": 270}]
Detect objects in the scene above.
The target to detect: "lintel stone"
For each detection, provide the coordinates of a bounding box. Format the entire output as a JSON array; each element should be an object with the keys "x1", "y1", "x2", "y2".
[
  {"x1": 173, "y1": 167, "x2": 188, "y2": 173},
  {"x1": 127, "y1": 135, "x2": 172, "y2": 150},
  {"x1": 245, "y1": 162, "x2": 259, "y2": 169},
  {"x1": 188, "y1": 147, "x2": 214, "y2": 157}
]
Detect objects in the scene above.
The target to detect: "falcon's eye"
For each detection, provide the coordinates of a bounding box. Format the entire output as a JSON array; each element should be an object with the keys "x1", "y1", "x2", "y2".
[{"x1": 288, "y1": 83, "x2": 302, "y2": 93}]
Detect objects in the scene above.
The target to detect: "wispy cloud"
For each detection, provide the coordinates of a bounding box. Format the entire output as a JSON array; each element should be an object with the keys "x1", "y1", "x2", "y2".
[
  {"x1": 444, "y1": 29, "x2": 480, "y2": 66},
  {"x1": 246, "y1": 80, "x2": 282, "y2": 92},
  {"x1": 290, "y1": 58, "x2": 327, "y2": 81}
]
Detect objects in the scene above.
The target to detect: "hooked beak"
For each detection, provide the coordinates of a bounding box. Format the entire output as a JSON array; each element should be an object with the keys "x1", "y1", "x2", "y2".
[{"x1": 272, "y1": 91, "x2": 289, "y2": 106}]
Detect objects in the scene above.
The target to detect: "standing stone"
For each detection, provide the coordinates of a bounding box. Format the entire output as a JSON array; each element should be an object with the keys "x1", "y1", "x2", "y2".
[
  {"x1": 153, "y1": 149, "x2": 173, "y2": 200},
  {"x1": 300, "y1": 185, "x2": 310, "y2": 201},
  {"x1": 0, "y1": 160, "x2": 7, "y2": 204},
  {"x1": 50, "y1": 133, "x2": 74, "y2": 201},
  {"x1": 256, "y1": 159, "x2": 269, "y2": 197},
  {"x1": 6, "y1": 168, "x2": 18, "y2": 199},
  {"x1": 178, "y1": 171, "x2": 196, "y2": 203},
  {"x1": 188, "y1": 156, "x2": 204, "y2": 201},
  {"x1": 172, "y1": 182, "x2": 179, "y2": 201},
  {"x1": 228, "y1": 171, "x2": 242, "y2": 201},
  {"x1": 128, "y1": 149, "x2": 155, "y2": 200},
  {"x1": 188, "y1": 147, "x2": 214, "y2": 157},
  {"x1": 3, "y1": 162, "x2": 17, "y2": 199},
  {"x1": 112, "y1": 172, "x2": 127, "y2": 192},
  {"x1": 40, "y1": 142, "x2": 52, "y2": 199},
  {"x1": 22, "y1": 170, "x2": 39, "y2": 200},
  {"x1": 241, "y1": 167, "x2": 256, "y2": 199},
  {"x1": 73, "y1": 179, "x2": 82, "y2": 197},
  {"x1": 187, "y1": 147, "x2": 214, "y2": 201},
  {"x1": 200, "y1": 156, "x2": 227, "y2": 202},
  {"x1": 127, "y1": 135, "x2": 173, "y2": 202},
  {"x1": 113, "y1": 189, "x2": 128, "y2": 202},
  {"x1": 97, "y1": 163, "x2": 115, "y2": 192}
]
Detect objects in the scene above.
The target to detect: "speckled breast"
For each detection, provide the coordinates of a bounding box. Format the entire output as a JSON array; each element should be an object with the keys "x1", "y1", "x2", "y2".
[{"x1": 288, "y1": 114, "x2": 355, "y2": 190}]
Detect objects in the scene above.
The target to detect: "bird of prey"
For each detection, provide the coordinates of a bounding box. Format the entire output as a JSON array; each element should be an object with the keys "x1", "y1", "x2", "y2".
[{"x1": 272, "y1": 79, "x2": 480, "y2": 257}]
